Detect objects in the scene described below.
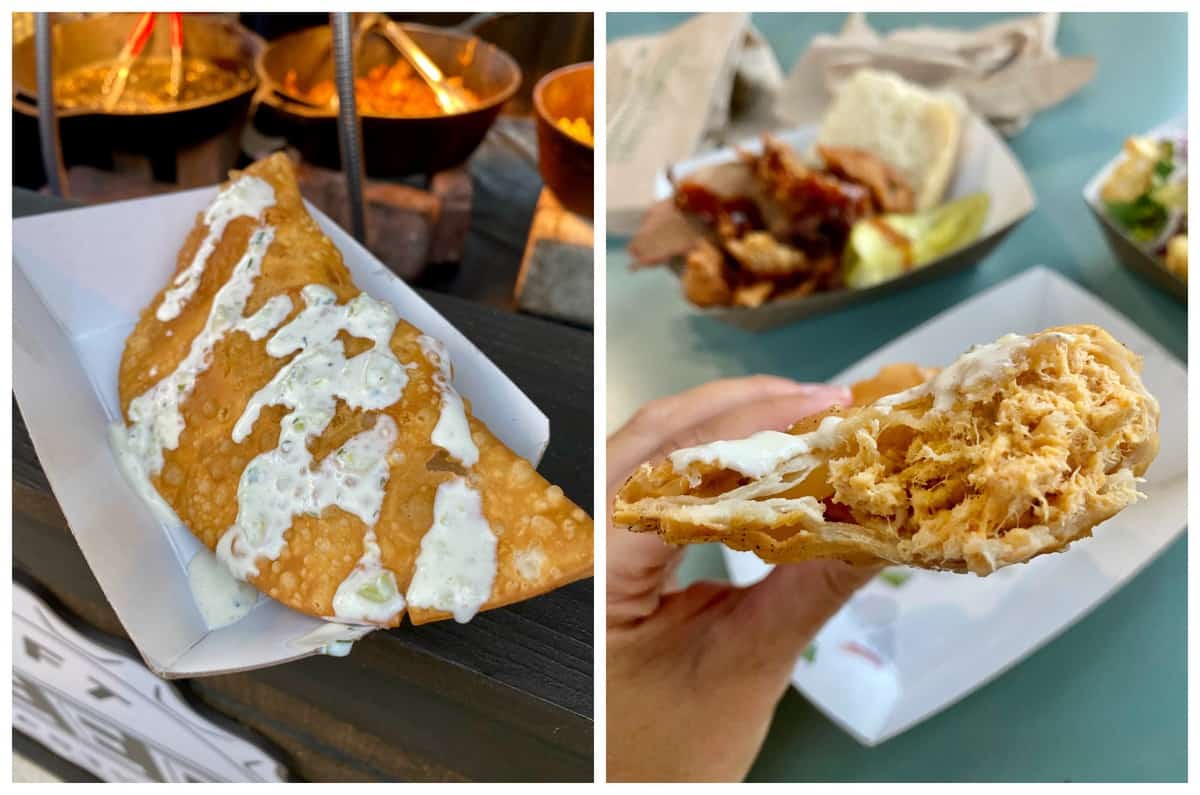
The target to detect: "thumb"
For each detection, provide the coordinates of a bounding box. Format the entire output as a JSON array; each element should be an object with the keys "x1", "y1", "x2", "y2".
[
  {"x1": 724, "y1": 561, "x2": 881, "y2": 674},
  {"x1": 608, "y1": 387, "x2": 851, "y2": 628}
]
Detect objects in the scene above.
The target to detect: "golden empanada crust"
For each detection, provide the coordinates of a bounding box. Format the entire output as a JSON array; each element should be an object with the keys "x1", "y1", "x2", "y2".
[
  {"x1": 119, "y1": 153, "x2": 593, "y2": 625},
  {"x1": 615, "y1": 326, "x2": 1159, "y2": 575}
]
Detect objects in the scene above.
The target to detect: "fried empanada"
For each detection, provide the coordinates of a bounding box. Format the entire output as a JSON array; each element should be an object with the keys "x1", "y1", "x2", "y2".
[
  {"x1": 113, "y1": 152, "x2": 592, "y2": 627},
  {"x1": 614, "y1": 326, "x2": 1159, "y2": 575}
]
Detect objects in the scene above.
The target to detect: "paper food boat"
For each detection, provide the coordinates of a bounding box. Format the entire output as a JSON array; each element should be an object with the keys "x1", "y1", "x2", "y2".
[
  {"x1": 13, "y1": 188, "x2": 550, "y2": 677},
  {"x1": 653, "y1": 115, "x2": 1036, "y2": 331},
  {"x1": 1082, "y1": 114, "x2": 1188, "y2": 302},
  {"x1": 722, "y1": 267, "x2": 1187, "y2": 745}
]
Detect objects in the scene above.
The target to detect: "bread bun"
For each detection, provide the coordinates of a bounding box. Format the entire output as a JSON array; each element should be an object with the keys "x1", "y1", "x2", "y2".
[{"x1": 817, "y1": 69, "x2": 965, "y2": 211}]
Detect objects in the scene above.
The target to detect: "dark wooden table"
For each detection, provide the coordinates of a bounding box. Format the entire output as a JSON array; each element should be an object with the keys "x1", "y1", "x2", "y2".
[{"x1": 12, "y1": 189, "x2": 594, "y2": 782}]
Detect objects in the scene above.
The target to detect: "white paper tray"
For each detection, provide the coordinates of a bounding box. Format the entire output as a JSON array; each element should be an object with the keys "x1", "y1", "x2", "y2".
[
  {"x1": 13, "y1": 187, "x2": 550, "y2": 677},
  {"x1": 653, "y1": 117, "x2": 1036, "y2": 331},
  {"x1": 1081, "y1": 115, "x2": 1188, "y2": 302},
  {"x1": 722, "y1": 266, "x2": 1187, "y2": 745}
]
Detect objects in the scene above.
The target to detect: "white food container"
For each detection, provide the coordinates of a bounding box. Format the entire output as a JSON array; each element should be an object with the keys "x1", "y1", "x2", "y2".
[
  {"x1": 654, "y1": 115, "x2": 1036, "y2": 331},
  {"x1": 722, "y1": 266, "x2": 1187, "y2": 745},
  {"x1": 13, "y1": 188, "x2": 550, "y2": 677},
  {"x1": 1081, "y1": 115, "x2": 1187, "y2": 302}
]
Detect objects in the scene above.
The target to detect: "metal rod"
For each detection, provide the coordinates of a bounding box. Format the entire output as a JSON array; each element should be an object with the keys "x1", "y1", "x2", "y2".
[
  {"x1": 331, "y1": 12, "x2": 367, "y2": 243},
  {"x1": 34, "y1": 12, "x2": 69, "y2": 197}
]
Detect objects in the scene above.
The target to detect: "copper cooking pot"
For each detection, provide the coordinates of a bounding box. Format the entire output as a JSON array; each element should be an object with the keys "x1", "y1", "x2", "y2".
[
  {"x1": 534, "y1": 61, "x2": 593, "y2": 217},
  {"x1": 12, "y1": 13, "x2": 261, "y2": 148},
  {"x1": 254, "y1": 22, "x2": 522, "y2": 177}
]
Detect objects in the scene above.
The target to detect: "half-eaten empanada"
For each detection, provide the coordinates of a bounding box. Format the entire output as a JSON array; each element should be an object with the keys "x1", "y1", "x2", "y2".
[{"x1": 613, "y1": 326, "x2": 1159, "y2": 575}]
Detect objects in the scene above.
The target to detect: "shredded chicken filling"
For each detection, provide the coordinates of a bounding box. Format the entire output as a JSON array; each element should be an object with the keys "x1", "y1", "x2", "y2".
[{"x1": 617, "y1": 328, "x2": 1158, "y2": 574}]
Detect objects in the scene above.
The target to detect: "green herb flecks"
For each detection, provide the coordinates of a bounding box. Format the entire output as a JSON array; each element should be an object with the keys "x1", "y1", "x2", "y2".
[
  {"x1": 878, "y1": 568, "x2": 913, "y2": 588},
  {"x1": 357, "y1": 572, "x2": 398, "y2": 604}
]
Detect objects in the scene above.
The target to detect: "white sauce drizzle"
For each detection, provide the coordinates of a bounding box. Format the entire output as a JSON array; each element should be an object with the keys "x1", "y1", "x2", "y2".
[
  {"x1": 290, "y1": 621, "x2": 374, "y2": 656},
  {"x1": 116, "y1": 178, "x2": 506, "y2": 628},
  {"x1": 156, "y1": 176, "x2": 275, "y2": 322},
  {"x1": 328, "y1": 418, "x2": 408, "y2": 624},
  {"x1": 406, "y1": 476, "x2": 498, "y2": 623},
  {"x1": 665, "y1": 332, "x2": 1080, "y2": 512},
  {"x1": 670, "y1": 415, "x2": 845, "y2": 479},
  {"x1": 187, "y1": 550, "x2": 260, "y2": 630},
  {"x1": 217, "y1": 286, "x2": 410, "y2": 608},
  {"x1": 418, "y1": 335, "x2": 479, "y2": 468},
  {"x1": 111, "y1": 185, "x2": 285, "y2": 633},
  {"x1": 879, "y1": 332, "x2": 1075, "y2": 412},
  {"x1": 122, "y1": 226, "x2": 278, "y2": 478},
  {"x1": 237, "y1": 294, "x2": 294, "y2": 341},
  {"x1": 109, "y1": 422, "x2": 188, "y2": 529},
  {"x1": 401, "y1": 336, "x2": 496, "y2": 621}
]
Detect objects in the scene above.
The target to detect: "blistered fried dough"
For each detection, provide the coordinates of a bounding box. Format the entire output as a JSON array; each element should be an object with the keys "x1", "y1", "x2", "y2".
[
  {"x1": 681, "y1": 240, "x2": 733, "y2": 307},
  {"x1": 614, "y1": 326, "x2": 1160, "y2": 575},
  {"x1": 409, "y1": 424, "x2": 592, "y2": 624},
  {"x1": 725, "y1": 231, "x2": 806, "y2": 278},
  {"x1": 732, "y1": 281, "x2": 774, "y2": 308},
  {"x1": 847, "y1": 363, "x2": 938, "y2": 407},
  {"x1": 118, "y1": 153, "x2": 592, "y2": 626}
]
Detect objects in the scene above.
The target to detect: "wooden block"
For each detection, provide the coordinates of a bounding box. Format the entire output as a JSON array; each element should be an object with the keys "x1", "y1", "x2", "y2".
[
  {"x1": 175, "y1": 127, "x2": 243, "y2": 188},
  {"x1": 294, "y1": 159, "x2": 441, "y2": 281},
  {"x1": 514, "y1": 189, "x2": 593, "y2": 327},
  {"x1": 293, "y1": 158, "x2": 353, "y2": 230},
  {"x1": 60, "y1": 165, "x2": 177, "y2": 204},
  {"x1": 428, "y1": 167, "x2": 473, "y2": 264},
  {"x1": 363, "y1": 183, "x2": 437, "y2": 281}
]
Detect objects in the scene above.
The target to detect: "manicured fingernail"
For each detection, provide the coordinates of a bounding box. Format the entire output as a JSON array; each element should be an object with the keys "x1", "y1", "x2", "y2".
[
  {"x1": 780, "y1": 382, "x2": 836, "y2": 395},
  {"x1": 797, "y1": 384, "x2": 853, "y2": 403}
]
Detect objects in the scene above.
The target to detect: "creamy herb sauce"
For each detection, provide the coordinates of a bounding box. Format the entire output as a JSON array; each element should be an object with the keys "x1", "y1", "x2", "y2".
[
  {"x1": 109, "y1": 421, "x2": 188, "y2": 529},
  {"x1": 123, "y1": 226, "x2": 278, "y2": 477},
  {"x1": 237, "y1": 294, "x2": 294, "y2": 341},
  {"x1": 417, "y1": 335, "x2": 479, "y2": 468},
  {"x1": 406, "y1": 476, "x2": 498, "y2": 623},
  {"x1": 156, "y1": 176, "x2": 275, "y2": 322},
  {"x1": 112, "y1": 183, "x2": 285, "y2": 632},
  {"x1": 328, "y1": 417, "x2": 408, "y2": 624},
  {"x1": 291, "y1": 621, "x2": 374, "y2": 656},
  {"x1": 187, "y1": 549, "x2": 260, "y2": 630},
  {"x1": 118, "y1": 180, "x2": 506, "y2": 629},
  {"x1": 217, "y1": 287, "x2": 410, "y2": 604},
  {"x1": 403, "y1": 337, "x2": 496, "y2": 622}
]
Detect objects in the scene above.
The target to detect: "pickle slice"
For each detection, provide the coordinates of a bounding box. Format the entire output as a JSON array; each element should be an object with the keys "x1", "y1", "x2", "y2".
[{"x1": 844, "y1": 193, "x2": 990, "y2": 289}]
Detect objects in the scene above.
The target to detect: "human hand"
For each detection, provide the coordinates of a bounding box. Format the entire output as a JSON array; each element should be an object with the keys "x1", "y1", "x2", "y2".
[{"x1": 607, "y1": 376, "x2": 879, "y2": 782}]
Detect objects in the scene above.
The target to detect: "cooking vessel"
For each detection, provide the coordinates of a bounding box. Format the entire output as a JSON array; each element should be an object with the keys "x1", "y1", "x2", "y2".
[
  {"x1": 12, "y1": 13, "x2": 261, "y2": 149},
  {"x1": 254, "y1": 22, "x2": 521, "y2": 177},
  {"x1": 533, "y1": 61, "x2": 593, "y2": 217}
]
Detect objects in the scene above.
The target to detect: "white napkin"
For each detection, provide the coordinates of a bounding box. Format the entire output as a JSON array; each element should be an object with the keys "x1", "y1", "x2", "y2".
[
  {"x1": 606, "y1": 12, "x2": 1095, "y2": 234},
  {"x1": 779, "y1": 12, "x2": 1096, "y2": 136},
  {"x1": 606, "y1": 13, "x2": 784, "y2": 234}
]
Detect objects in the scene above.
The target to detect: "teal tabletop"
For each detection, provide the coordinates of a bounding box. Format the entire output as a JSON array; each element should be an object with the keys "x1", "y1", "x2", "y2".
[{"x1": 606, "y1": 13, "x2": 1187, "y2": 782}]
